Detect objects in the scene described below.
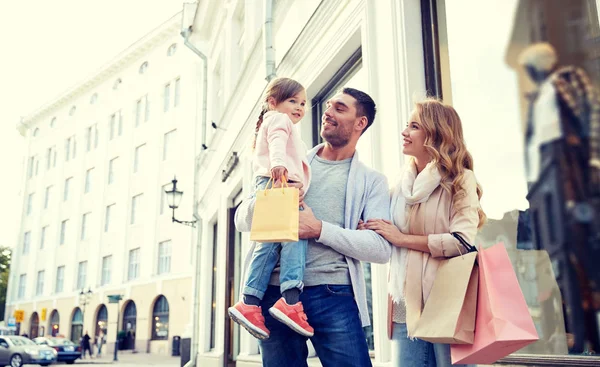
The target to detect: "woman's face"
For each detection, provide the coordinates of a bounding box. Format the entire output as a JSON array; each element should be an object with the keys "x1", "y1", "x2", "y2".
[{"x1": 401, "y1": 110, "x2": 428, "y2": 159}]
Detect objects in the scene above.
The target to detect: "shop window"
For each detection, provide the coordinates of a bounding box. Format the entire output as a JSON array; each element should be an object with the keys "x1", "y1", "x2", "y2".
[
  {"x1": 432, "y1": 0, "x2": 600, "y2": 360},
  {"x1": 151, "y1": 296, "x2": 169, "y2": 340}
]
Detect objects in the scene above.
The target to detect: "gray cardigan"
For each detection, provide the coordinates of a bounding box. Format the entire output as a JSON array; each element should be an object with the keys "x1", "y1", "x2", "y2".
[{"x1": 235, "y1": 143, "x2": 392, "y2": 326}]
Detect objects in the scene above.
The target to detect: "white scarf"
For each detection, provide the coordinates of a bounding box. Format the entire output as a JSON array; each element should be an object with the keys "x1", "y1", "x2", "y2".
[{"x1": 388, "y1": 160, "x2": 441, "y2": 303}]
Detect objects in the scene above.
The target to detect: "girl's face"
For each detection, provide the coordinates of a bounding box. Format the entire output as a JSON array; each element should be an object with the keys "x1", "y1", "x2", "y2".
[
  {"x1": 401, "y1": 110, "x2": 428, "y2": 159},
  {"x1": 270, "y1": 90, "x2": 307, "y2": 124}
]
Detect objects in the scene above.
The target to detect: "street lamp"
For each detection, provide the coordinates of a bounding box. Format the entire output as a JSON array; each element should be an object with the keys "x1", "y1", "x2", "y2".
[{"x1": 165, "y1": 176, "x2": 196, "y2": 227}]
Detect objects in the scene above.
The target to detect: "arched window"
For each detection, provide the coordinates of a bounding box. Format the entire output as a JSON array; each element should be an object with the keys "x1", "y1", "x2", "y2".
[
  {"x1": 33, "y1": 128, "x2": 39, "y2": 137},
  {"x1": 69, "y1": 106, "x2": 77, "y2": 116},
  {"x1": 151, "y1": 295, "x2": 169, "y2": 340},
  {"x1": 70, "y1": 308, "x2": 83, "y2": 343},
  {"x1": 49, "y1": 310, "x2": 60, "y2": 336},
  {"x1": 50, "y1": 117, "x2": 56, "y2": 128},
  {"x1": 167, "y1": 43, "x2": 177, "y2": 56},
  {"x1": 95, "y1": 304, "x2": 108, "y2": 338},
  {"x1": 122, "y1": 301, "x2": 137, "y2": 350},
  {"x1": 113, "y1": 78, "x2": 122, "y2": 90},
  {"x1": 139, "y1": 61, "x2": 149, "y2": 74},
  {"x1": 90, "y1": 93, "x2": 98, "y2": 104},
  {"x1": 29, "y1": 312, "x2": 39, "y2": 338}
]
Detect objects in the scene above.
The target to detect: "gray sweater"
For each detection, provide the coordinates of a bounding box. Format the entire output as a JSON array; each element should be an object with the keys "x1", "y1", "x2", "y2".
[{"x1": 235, "y1": 143, "x2": 392, "y2": 326}]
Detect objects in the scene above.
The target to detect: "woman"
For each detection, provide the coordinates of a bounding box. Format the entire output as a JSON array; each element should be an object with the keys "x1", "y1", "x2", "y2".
[{"x1": 361, "y1": 99, "x2": 485, "y2": 366}]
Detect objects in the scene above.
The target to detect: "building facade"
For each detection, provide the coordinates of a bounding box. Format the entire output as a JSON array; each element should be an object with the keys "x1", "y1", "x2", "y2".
[
  {"x1": 186, "y1": 0, "x2": 600, "y2": 366},
  {"x1": 6, "y1": 13, "x2": 200, "y2": 356}
]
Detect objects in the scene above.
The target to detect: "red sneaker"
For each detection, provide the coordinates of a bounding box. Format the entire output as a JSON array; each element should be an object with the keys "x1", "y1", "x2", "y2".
[
  {"x1": 228, "y1": 301, "x2": 270, "y2": 340},
  {"x1": 268, "y1": 298, "x2": 314, "y2": 337}
]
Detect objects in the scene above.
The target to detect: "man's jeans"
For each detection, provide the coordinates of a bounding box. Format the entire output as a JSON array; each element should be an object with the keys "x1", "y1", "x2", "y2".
[
  {"x1": 243, "y1": 176, "x2": 307, "y2": 298},
  {"x1": 259, "y1": 285, "x2": 372, "y2": 367},
  {"x1": 391, "y1": 323, "x2": 474, "y2": 367}
]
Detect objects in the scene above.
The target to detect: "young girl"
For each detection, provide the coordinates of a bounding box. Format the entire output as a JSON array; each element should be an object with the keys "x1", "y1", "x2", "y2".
[
  {"x1": 361, "y1": 99, "x2": 485, "y2": 367},
  {"x1": 228, "y1": 77, "x2": 312, "y2": 340}
]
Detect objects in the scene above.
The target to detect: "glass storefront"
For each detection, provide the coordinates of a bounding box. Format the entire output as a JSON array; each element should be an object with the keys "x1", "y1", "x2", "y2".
[{"x1": 433, "y1": 0, "x2": 600, "y2": 361}]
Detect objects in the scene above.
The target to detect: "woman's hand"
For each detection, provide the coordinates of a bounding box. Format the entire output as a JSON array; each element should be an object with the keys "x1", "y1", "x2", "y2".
[
  {"x1": 363, "y1": 219, "x2": 405, "y2": 247},
  {"x1": 357, "y1": 219, "x2": 367, "y2": 230}
]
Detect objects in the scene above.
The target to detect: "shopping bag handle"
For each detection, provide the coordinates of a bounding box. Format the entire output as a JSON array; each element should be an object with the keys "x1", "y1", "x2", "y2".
[
  {"x1": 451, "y1": 232, "x2": 478, "y2": 253},
  {"x1": 263, "y1": 175, "x2": 289, "y2": 195}
]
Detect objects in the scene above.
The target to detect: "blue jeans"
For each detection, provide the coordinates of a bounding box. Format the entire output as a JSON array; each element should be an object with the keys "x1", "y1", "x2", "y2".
[
  {"x1": 391, "y1": 323, "x2": 474, "y2": 367},
  {"x1": 259, "y1": 285, "x2": 372, "y2": 367},
  {"x1": 243, "y1": 176, "x2": 307, "y2": 299}
]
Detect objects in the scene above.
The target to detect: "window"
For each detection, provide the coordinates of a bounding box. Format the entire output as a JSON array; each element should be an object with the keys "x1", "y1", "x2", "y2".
[
  {"x1": 46, "y1": 147, "x2": 53, "y2": 170},
  {"x1": 55, "y1": 266, "x2": 65, "y2": 293},
  {"x1": 65, "y1": 136, "x2": 76, "y2": 161},
  {"x1": 69, "y1": 106, "x2": 76, "y2": 116},
  {"x1": 151, "y1": 296, "x2": 169, "y2": 340},
  {"x1": 174, "y1": 78, "x2": 181, "y2": 107},
  {"x1": 431, "y1": 0, "x2": 600, "y2": 360},
  {"x1": 160, "y1": 183, "x2": 170, "y2": 215},
  {"x1": 85, "y1": 168, "x2": 93, "y2": 193},
  {"x1": 77, "y1": 261, "x2": 87, "y2": 289},
  {"x1": 44, "y1": 186, "x2": 52, "y2": 209},
  {"x1": 108, "y1": 157, "x2": 117, "y2": 184},
  {"x1": 81, "y1": 212, "x2": 90, "y2": 240},
  {"x1": 86, "y1": 124, "x2": 99, "y2": 151},
  {"x1": 33, "y1": 128, "x2": 39, "y2": 137},
  {"x1": 60, "y1": 220, "x2": 68, "y2": 245},
  {"x1": 135, "y1": 95, "x2": 149, "y2": 126},
  {"x1": 18, "y1": 274, "x2": 26, "y2": 299},
  {"x1": 34, "y1": 156, "x2": 39, "y2": 176},
  {"x1": 27, "y1": 156, "x2": 34, "y2": 178},
  {"x1": 110, "y1": 111, "x2": 123, "y2": 140},
  {"x1": 36, "y1": 270, "x2": 44, "y2": 296},
  {"x1": 210, "y1": 222, "x2": 218, "y2": 349},
  {"x1": 167, "y1": 43, "x2": 177, "y2": 56},
  {"x1": 23, "y1": 231, "x2": 30, "y2": 254},
  {"x1": 101, "y1": 256, "x2": 112, "y2": 286},
  {"x1": 163, "y1": 130, "x2": 176, "y2": 160},
  {"x1": 164, "y1": 83, "x2": 171, "y2": 112},
  {"x1": 157, "y1": 240, "x2": 171, "y2": 275},
  {"x1": 40, "y1": 226, "x2": 47, "y2": 249},
  {"x1": 50, "y1": 117, "x2": 56, "y2": 128},
  {"x1": 64, "y1": 177, "x2": 72, "y2": 201},
  {"x1": 133, "y1": 144, "x2": 144, "y2": 173},
  {"x1": 128, "y1": 248, "x2": 140, "y2": 280},
  {"x1": 113, "y1": 78, "x2": 122, "y2": 90},
  {"x1": 131, "y1": 194, "x2": 143, "y2": 224},
  {"x1": 90, "y1": 93, "x2": 98, "y2": 104},
  {"x1": 139, "y1": 61, "x2": 148, "y2": 74},
  {"x1": 27, "y1": 193, "x2": 34, "y2": 215},
  {"x1": 104, "y1": 204, "x2": 114, "y2": 232}
]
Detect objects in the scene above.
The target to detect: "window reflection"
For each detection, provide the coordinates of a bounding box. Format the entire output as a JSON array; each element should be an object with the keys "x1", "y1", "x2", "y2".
[{"x1": 438, "y1": 0, "x2": 600, "y2": 356}]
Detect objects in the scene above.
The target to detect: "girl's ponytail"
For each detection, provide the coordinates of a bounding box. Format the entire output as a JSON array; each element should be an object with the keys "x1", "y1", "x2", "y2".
[{"x1": 252, "y1": 108, "x2": 267, "y2": 149}]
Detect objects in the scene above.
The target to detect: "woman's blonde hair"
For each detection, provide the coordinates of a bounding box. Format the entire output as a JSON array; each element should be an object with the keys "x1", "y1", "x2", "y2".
[{"x1": 414, "y1": 99, "x2": 486, "y2": 228}]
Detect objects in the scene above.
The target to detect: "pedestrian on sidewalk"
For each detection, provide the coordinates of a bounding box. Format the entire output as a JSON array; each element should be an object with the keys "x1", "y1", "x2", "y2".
[{"x1": 81, "y1": 331, "x2": 93, "y2": 359}]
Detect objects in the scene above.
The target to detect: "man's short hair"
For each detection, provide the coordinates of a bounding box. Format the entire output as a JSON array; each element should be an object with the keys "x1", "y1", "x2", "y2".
[{"x1": 342, "y1": 87, "x2": 377, "y2": 133}]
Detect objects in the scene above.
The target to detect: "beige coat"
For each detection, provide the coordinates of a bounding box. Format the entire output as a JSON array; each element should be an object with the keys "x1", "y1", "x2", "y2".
[{"x1": 387, "y1": 169, "x2": 481, "y2": 339}]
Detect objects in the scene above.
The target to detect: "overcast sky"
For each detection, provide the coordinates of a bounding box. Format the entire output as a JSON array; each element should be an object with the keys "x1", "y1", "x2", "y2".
[{"x1": 0, "y1": 0, "x2": 185, "y2": 247}]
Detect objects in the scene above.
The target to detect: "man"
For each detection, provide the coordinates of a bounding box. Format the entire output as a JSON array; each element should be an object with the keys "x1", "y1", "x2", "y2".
[{"x1": 235, "y1": 87, "x2": 391, "y2": 366}]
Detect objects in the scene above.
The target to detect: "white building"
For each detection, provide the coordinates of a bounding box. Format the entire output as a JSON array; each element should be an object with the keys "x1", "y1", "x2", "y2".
[
  {"x1": 183, "y1": 0, "x2": 599, "y2": 366},
  {"x1": 6, "y1": 13, "x2": 201, "y2": 356}
]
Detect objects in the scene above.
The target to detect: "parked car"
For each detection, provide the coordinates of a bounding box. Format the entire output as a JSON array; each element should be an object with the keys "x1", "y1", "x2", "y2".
[
  {"x1": 0, "y1": 335, "x2": 57, "y2": 366},
  {"x1": 32, "y1": 338, "x2": 80, "y2": 365}
]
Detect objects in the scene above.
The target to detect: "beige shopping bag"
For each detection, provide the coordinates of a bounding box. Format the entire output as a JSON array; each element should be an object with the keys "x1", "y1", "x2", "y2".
[
  {"x1": 412, "y1": 235, "x2": 479, "y2": 344},
  {"x1": 250, "y1": 178, "x2": 299, "y2": 243}
]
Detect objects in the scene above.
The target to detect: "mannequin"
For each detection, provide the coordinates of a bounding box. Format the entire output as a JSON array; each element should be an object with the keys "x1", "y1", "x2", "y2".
[{"x1": 519, "y1": 43, "x2": 600, "y2": 354}]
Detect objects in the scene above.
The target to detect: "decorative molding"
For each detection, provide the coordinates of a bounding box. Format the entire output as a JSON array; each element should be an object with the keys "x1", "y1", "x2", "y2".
[{"x1": 21, "y1": 13, "x2": 182, "y2": 127}]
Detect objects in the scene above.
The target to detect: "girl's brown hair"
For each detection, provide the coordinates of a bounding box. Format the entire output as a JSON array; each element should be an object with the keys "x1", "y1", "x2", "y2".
[
  {"x1": 414, "y1": 99, "x2": 487, "y2": 228},
  {"x1": 253, "y1": 77, "x2": 305, "y2": 148}
]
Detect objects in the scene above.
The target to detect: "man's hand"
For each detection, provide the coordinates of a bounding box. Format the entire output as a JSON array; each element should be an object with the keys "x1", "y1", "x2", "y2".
[
  {"x1": 274, "y1": 179, "x2": 305, "y2": 202},
  {"x1": 299, "y1": 202, "x2": 322, "y2": 239}
]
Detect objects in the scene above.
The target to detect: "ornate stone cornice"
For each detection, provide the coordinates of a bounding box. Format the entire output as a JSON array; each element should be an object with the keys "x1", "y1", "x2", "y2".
[{"x1": 21, "y1": 12, "x2": 182, "y2": 127}]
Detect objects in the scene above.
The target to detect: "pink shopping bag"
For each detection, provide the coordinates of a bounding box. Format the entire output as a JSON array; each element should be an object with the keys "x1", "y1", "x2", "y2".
[{"x1": 451, "y1": 243, "x2": 539, "y2": 365}]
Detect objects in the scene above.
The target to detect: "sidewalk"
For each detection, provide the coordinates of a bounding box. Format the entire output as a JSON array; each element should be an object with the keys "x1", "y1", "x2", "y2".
[{"x1": 74, "y1": 351, "x2": 181, "y2": 366}]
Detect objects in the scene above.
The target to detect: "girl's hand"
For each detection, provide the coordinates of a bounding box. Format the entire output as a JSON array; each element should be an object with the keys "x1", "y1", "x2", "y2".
[
  {"x1": 364, "y1": 219, "x2": 405, "y2": 246},
  {"x1": 271, "y1": 166, "x2": 288, "y2": 182}
]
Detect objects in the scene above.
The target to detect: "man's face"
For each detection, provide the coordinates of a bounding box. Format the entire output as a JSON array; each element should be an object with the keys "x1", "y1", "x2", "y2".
[{"x1": 321, "y1": 93, "x2": 363, "y2": 147}]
